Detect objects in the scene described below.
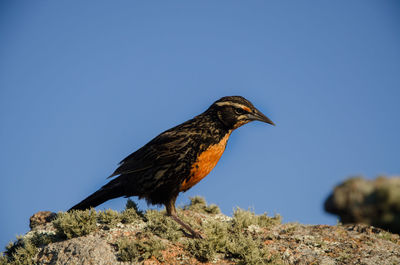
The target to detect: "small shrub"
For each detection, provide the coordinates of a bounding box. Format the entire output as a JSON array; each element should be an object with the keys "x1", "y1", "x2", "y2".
[
  {"x1": 97, "y1": 209, "x2": 121, "y2": 228},
  {"x1": 3, "y1": 236, "x2": 39, "y2": 265},
  {"x1": 227, "y1": 209, "x2": 284, "y2": 264},
  {"x1": 186, "y1": 221, "x2": 229, "y2": 262},
  {"x1": 11, "y1": 241, "x2": 37, "y2": 265},
  {"x1": 232, "y1": 208, "x2": 281, "y2": 230},
  {"x1": 121, "y1": 199, "x2": 143, "y2": 223},
  {"x1": 0, "y1": 255, "x2": 8, "y2": 265},
  {"x1": 29, "y1": 231, "x2": 56, "y2": 247},
  {"x1": 53, "y1": 209, "x2": 97, "y2": 239},
  {"x1": 186, "y1": 238, "x2": 216, "y2": 262},
  {"x1": 145, "y1": 210, "x2": 183, "y2": 241},
  {"x1": 2, "y1": 231, "x2": 58, "y2": 265},
  {"x1": 225, "y1": 232, "x2": 261, "y2": 264},
  {"x1": 183, "y1": 196, "x2": 221, "y2": 214},
  {"x1": 121, "y1": 208, "x2": 140, "y2": 224},
  {"x1": 125, "y1": 198, "x2": 144, "y2": 215},
  {"x1": 185, "y1": 207, "x2": 282, "y2": 264},
  {"x1": 116, "y1": 236, "x2": 165, "y2": 262}
]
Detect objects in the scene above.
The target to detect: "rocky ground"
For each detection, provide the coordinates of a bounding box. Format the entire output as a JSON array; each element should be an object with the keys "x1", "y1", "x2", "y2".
[{"x1": 2, "y1": 197, "x2": 400, "y2": 265}]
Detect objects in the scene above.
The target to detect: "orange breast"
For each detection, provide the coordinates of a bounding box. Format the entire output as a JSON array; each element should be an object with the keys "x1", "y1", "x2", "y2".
[{"x1": 180, "y1": 133, "x2": 231, "y2": 192}]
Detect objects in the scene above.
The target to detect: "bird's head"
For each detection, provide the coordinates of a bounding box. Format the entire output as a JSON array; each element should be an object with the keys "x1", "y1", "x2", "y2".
[{"x1": 208, "y1": 96, "x2": 275, "y2": 130}]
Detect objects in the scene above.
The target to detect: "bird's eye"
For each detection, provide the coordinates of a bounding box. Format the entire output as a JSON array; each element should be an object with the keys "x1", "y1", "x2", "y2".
[{"x1": 234, "y1": 108, "x2": 246, "y2": 115}]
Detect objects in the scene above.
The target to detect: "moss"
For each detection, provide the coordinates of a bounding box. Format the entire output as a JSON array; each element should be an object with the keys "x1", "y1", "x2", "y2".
[
  {"x1": 97, "y1": 209, "x2": 121, "y2": 228},
  {"x1": 183, "y1": 196, "x2": 221, "y2": 214},
  {"x1": 145, "y1": 210, "x2": 183, "y2": 241},
  {"x1": 53, "y1": 209, "x2": 97, "y2": 239},
  {"x1": 116, "y1": 236, "x2": 165, "y2": 262}
]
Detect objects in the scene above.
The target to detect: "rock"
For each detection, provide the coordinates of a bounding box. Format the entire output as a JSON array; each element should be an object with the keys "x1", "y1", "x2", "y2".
[
  {"x1": 30, "y1": 211, "x2": 57, "y2": 229},
  {"x1": 325, "y1": 176, "x2": 400, "y2": 234},
  {"x1": 36, "y1": 234, "x2": 118, "y2": 265}
]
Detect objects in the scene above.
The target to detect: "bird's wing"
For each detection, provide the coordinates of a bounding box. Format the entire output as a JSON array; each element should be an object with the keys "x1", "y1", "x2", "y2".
[{"x1": 108, "y1": 130, "x2": 191, "y2": 178}]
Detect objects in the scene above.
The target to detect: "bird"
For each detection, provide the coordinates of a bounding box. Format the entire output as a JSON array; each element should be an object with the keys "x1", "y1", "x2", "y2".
[{"x1": 69, "y1": 96, "x2": 274, "y2": 238}]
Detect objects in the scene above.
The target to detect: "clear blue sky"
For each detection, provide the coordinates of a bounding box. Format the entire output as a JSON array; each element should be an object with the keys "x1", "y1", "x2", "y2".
[{"x1": 1, "y1": 1, "x2": 399, "y2": 249}]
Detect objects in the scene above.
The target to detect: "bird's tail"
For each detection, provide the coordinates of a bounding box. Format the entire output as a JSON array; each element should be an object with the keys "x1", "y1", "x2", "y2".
[{"x1": 68, "y1": 179, "x2": 125, "y2": 211}]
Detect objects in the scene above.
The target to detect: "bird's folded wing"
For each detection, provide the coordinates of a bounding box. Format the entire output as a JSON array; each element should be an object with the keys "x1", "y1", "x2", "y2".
[{"x1": 107, "y1": 133, "x2": 189, "y2": 178}]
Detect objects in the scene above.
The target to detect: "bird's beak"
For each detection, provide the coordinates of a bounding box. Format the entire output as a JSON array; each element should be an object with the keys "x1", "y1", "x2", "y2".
[{"x1": 247, "y1": 109, "x2": 275, "y2": 126}]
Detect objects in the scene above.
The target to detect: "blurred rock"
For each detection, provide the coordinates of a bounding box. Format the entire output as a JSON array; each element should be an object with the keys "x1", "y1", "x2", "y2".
[{"x1": 325, "y1": 176, "x2": 400, "y2": 234}]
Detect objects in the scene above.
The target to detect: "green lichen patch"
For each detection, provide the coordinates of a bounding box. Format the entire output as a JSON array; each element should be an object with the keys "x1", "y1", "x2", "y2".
[
  {"x1": 53, "y1": 209, "x2": 97, "y2": 239},
  {"x1": 183, "y1": 196, "x2": 221, "y2": 214},
  {"x1": 116, "y1": 235, "x2": 165, "y2": 262}
]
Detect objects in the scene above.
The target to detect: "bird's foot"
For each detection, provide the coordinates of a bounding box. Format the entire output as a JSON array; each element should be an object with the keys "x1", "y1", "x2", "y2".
[
  {"x1": 190, "y1": 230, "x2": 204, "y2": 239},
  {"x1": 170, "y1": 214, "x2": 204, "y2": 239}
]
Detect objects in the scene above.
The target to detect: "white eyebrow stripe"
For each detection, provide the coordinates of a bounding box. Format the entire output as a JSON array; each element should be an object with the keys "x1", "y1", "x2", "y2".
[{"x1": 215, "y1": 101, "x2": 249, "y2": 110}]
